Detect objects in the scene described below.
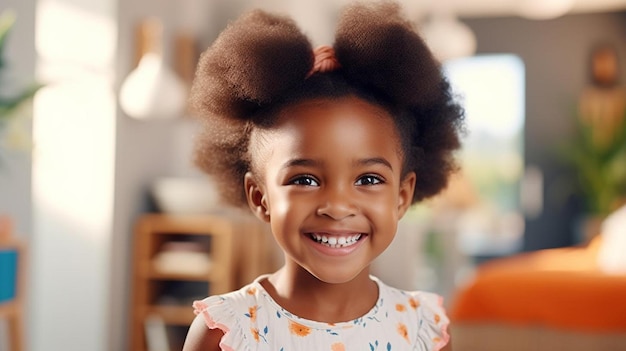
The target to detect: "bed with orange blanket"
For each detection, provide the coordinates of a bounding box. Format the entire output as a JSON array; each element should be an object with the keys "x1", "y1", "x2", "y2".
[{"x1": 449, "y1": 234, "x2": 626, "y2": 351}]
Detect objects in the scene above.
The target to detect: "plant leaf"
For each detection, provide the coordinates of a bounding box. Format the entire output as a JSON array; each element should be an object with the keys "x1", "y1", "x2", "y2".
[
  {"x1": 0, "y1": 82, "x2": 44, "y2": 120},
  {"x1": 0, "y1": 10, "x2": 17, "y2": 69}
]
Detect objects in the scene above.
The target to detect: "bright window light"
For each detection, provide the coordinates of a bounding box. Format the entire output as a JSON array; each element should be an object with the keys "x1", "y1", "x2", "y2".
[{"x1": 443, "y1": 54, "x2": 526, "y2": 256}]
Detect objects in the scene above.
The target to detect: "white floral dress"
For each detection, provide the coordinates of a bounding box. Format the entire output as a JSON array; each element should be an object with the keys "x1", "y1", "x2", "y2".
[{"x1": 192, "y1": 275, "x2": 450, "y2": 351}]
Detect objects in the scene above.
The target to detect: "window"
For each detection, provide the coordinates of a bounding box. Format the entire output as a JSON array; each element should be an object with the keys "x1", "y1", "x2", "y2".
[{"x1": 442, "y1": 54, "x2": 526, "y2": 256}]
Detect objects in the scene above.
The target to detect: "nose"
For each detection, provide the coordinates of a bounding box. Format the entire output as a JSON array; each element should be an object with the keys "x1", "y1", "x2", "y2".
[{"x1": 316, "y1": 184, "x2": 357, "y2": 220}]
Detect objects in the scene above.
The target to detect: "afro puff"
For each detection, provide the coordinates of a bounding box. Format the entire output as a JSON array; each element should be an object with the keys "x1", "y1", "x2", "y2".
[{"x1": 191, "y1": 1, "x2": 464, "y2": 207}]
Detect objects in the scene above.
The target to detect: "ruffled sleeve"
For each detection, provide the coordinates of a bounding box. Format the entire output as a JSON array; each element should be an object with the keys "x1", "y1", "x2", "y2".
[
  {"x1": 413, "y1": 291, "x2": 450, "y2": 351},
  {"x1": 192, "y1": 295, "x2": 250, "y2": 351}
]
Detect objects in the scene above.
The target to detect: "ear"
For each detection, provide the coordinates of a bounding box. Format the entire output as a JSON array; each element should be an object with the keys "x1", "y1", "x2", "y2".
[
  {"x1": 244, "y1": 172, "x2": 270, "y2": 222},
  {"x1": 397, "y1": 171, "x2": 416, "y2": 218}
]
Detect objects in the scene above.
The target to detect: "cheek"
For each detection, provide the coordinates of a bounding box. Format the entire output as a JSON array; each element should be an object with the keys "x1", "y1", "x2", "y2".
[
  {"x1": 269, "y1": 194, "x2": 291, "y2": 219},
  {"x1": 267, "y1": 188, "x2": 302, "y2": 224},
  {"x1": 366, "y1": 192, "x2": 402, "y2": 227}
]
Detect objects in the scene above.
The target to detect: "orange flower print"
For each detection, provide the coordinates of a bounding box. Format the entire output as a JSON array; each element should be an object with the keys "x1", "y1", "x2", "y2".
[
  {"x1": 396, "y1": 303, "x2": 407, "y2": 312},
  {"x1": 247, "y1": 287, "x2": 257, "y2": 295},
  {"x1": 434, "y1": 313, "x2": 441, "y2": 324},
  {"x1": 397, "y1": 322, "x2": 410, "y2": 343},
  {"x1": 288, "y1": 320, "x2": 311, "y2": 337},
  {"x1": 409, "y1": 297, "x2": 420, "y2": 310},
  {"x1": 248, "y1": 305, "x2": 258, "y2": 322},
  {"x1": 433, "y1": 337, "x2": 442, "y2": 344},
  {"x1": 331, "y1": 342, "x2": 346, "y2": 351},
  {"x1": 251, "y1": 328, "x2": 260, "y2": 342}
]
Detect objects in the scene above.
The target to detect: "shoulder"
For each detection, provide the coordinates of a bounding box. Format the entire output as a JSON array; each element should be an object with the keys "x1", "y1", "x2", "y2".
[
  {"x1": 377, "y1": 279, "x2": 443, "y2": 313},
  {"x1": 183, "y1": 279, "x2": 269, "y2": 351},
  {"x1": 193, "y1": 281, "x2": 263, "y2": 318},
  {"x1": 183, "y1": 314, "x2": 224, "y2": 351},
  {"x1": 376, "y1": 279, "x2": 451, "y2": 351}
]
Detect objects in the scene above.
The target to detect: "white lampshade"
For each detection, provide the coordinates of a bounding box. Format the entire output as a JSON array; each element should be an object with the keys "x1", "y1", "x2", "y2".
[
  {"x1": 421, "y1": 13, "x2": 477, "y2": 62},
  {"x1": 119, "y1": 52, "x2": 187, "y2": 120},
  {"x1": 518, "y1": 0, "x2": 574, "y2": 20}
]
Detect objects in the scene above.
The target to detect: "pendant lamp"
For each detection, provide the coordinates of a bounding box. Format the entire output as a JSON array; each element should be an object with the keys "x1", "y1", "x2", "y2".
[{"x1": 119, "y1": 18, "x2": 186, "y2": 120}]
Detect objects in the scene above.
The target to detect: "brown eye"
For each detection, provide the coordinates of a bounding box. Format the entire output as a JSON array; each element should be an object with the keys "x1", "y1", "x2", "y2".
[
  {"x1": 289, "y1": 175, "x2": 320, "y2": 187},
  {"x1": 355, "y1": 175, "x2": 383, "y2": 186}
]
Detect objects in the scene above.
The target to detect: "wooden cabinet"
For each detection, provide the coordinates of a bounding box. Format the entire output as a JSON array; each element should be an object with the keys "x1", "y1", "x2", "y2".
[{"x1": 129, "y1": 213, "x2": 274, "y2": 351}]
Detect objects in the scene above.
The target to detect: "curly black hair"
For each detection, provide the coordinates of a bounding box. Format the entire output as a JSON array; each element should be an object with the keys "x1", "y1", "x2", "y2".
[{"x1": 190, "y1": 1, "x2": 464, "y2": 207}]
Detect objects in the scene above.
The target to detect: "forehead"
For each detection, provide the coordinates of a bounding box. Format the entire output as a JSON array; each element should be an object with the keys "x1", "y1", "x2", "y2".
[{"x1": 249, "y1": 96, "x2": 403, "y2": 167}]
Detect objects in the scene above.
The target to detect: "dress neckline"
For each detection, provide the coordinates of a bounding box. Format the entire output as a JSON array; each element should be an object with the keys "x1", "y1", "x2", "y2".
[{"x1": 250, "y1": 274, "x2": 386, "y2": 330}]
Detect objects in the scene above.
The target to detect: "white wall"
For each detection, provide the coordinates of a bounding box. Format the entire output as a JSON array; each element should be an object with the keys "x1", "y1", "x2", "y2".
[{"x1": 30, "y1": 0, "x2": 118, "y2": 349}]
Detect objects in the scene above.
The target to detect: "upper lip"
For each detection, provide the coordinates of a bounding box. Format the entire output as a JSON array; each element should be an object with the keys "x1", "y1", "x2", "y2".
[{"x1": 304, "y1": 228, "x2": 367, "y2": 236}]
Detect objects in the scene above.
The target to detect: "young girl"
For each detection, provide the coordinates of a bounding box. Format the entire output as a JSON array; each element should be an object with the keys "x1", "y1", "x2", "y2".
[{"x1": 183, "y1": 2, "x2": 463, "y2": 350}]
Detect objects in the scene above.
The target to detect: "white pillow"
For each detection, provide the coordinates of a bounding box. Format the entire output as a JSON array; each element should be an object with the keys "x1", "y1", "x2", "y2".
[{"x1": 597, "y1": 204, "x2": 626, "y2": 274}]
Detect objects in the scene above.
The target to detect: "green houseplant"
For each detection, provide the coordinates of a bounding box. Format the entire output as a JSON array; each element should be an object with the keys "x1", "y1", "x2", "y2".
[
  {"x1": 561, "y1": 43, "x2": 626, "y2": 221},
  {"x1": 560, "y1": 109, "x2": 626, "y2": 218},
  {"x1": 0, "y1": 10, "x2": 42, "y2": 160}
]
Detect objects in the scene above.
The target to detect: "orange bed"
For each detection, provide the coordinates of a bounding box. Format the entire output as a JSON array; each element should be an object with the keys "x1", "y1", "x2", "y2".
[{"x1": 449, "y1": 236, "x2": 626, "y2": 350}]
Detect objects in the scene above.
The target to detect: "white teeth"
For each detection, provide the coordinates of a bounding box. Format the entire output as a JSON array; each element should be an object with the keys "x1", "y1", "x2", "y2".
[{"x1": 310, "y1": 233, "x2": 362, "y2": 248}]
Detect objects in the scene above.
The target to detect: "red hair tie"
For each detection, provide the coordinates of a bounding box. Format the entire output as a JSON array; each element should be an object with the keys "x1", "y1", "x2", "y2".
[{"x1": 307, "y1": 45, "x2": 341, "y2": 78}]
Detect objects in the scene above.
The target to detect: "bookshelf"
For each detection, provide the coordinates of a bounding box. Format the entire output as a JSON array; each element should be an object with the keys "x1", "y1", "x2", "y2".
[{"x1": 129, "y1": 213, "x2": 273, "y2": 351}]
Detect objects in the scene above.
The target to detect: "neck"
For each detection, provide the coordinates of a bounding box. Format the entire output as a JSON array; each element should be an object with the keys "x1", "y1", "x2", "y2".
[{"x1": 261, "y1": 262, "x2": 379, "y2": 323}]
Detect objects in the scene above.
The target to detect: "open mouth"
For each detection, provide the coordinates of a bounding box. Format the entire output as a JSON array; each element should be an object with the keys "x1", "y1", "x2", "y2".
[{"x1": 309, "y1": 233, "x2": 363, "y2": 248}]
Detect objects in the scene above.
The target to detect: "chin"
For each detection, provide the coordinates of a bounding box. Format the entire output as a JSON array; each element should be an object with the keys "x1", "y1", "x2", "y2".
[{"x1": 307, "y1": 266, "x2": 369, "y2": 285}]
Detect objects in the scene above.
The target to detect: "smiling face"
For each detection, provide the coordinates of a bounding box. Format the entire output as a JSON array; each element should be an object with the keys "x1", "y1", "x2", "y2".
[{"x1": 245, "y1": 96, "x2": 416, "y2": 284}]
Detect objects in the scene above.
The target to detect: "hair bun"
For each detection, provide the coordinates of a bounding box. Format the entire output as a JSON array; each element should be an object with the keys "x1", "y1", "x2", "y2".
[
  {"x1": 334, "y1": 2, "x2": 442, "y2": 107},
  {"x1": 190, "y1": 10, "x2": 313, "y2": 120}
]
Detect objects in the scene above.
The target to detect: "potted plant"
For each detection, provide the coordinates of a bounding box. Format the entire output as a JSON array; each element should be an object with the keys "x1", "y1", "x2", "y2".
[
  {"x1": 560, "y1": 108, "x2": 626, "y2": 240},
  {"x1": 558, "y1": 43, "x2": 626, "y2": 243},
  {"x1": 0, "y1": 10, "x2": 42, "y2": 163},
  {"x1": 566, "y1": 114, "x2": 626, "y2": 212}
]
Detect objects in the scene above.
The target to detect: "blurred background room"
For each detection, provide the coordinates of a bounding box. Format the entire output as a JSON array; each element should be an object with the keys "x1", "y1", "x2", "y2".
[{"x1": 0, "y1": 0, "x2": 625, "y2": 350}]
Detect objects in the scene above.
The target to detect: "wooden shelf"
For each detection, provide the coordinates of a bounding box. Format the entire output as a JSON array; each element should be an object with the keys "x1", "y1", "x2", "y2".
[
  {"x1": 145, "y1": 305, "x2": 196, "y2": 326},
  {"x1": 128, "y1": 212, "x2": 274, "y2": 351},
  {"x1": 143, "y1": 269, "x2": 215, "y2": 282},
  {"x1": 129, "y1": 213, "x2": 238, "y2": 351}
]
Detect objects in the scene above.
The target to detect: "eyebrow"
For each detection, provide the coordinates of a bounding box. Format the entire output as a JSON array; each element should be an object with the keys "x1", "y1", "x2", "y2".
[
  {"x1": 281, "y1": 157, "x2": 393, "y2": 171},
  {"x1": 281, "y1": 158, "x2": 320, "y2": 170},
  {"x1": 356, "y1": 157, "x2": 393, "y2": 171}
]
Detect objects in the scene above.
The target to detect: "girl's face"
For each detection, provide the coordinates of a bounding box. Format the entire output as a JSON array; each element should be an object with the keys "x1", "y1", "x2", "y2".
[{"x1": 245, "y1": 96, "x2": 416, "y2": 284}]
